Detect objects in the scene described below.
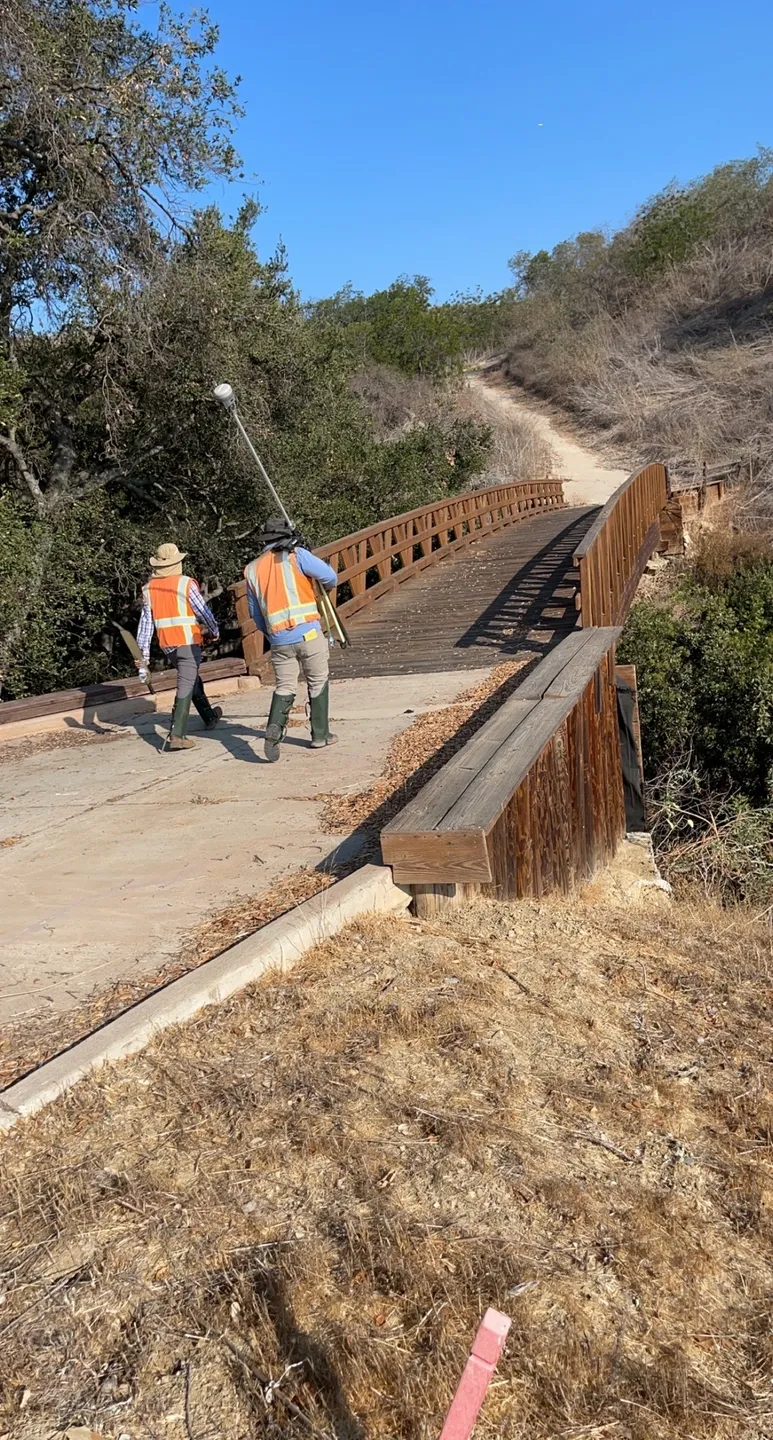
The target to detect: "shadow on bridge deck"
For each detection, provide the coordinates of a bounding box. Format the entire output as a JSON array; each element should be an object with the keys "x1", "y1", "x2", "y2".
[{"x1": 331, "y1": 505, "x2": 598, "y2": 679}]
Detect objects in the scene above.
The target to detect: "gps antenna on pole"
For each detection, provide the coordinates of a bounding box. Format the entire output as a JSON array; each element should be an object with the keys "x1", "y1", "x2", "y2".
[{"x1": 213, "y1": 383, "x2": 293, "y2": 527}]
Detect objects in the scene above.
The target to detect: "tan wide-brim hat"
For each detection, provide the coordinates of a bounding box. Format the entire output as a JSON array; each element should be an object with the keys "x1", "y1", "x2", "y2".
[{"x1": 150, "y1": 542, "x2": 187, "y2": 575}]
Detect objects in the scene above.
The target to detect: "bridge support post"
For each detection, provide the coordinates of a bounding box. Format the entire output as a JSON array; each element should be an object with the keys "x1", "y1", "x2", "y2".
[{"x1": 411, "y1": 883, "x2": 480, "y2": 918}]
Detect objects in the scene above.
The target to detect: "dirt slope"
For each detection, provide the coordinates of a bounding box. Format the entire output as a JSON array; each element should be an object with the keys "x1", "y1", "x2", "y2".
[
  {"x1": 2, "y1": 889, "x2": 771, "y2": 1439},
  {"x1": 468, "y1": 369, "x2": 629, "y2": 506}
]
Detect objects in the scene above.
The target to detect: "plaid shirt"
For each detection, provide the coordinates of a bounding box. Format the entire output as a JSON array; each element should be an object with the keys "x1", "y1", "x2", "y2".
[{"x1": 136, "y1": 578, "x2": 219, "y2": 663}]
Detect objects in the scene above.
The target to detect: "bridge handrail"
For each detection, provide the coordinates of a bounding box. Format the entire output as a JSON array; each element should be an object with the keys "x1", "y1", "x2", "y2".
[
  {"x1": 381, "y1": 628, "x2": 625, "y2": 905},
  {"x1": 233, "y1": 478, "x2": 564, "y2": 671},
  {"x1": 573, "y1": 462, "x2": 668, "y2": 627}
]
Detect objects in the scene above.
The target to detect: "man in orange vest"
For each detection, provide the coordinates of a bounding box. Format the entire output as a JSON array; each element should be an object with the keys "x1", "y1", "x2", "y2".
[
  {"x1": 136, "y1": 542, "x2": 221, "y2": 751},
  {"x1": 244, "y1": 517, "x2": 339, "y2": 762}
]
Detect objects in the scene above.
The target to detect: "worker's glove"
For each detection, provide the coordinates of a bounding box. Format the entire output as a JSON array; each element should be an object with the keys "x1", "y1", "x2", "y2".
[{"x1": 138, "y1": 665, "x2": 149, "y2": 684}]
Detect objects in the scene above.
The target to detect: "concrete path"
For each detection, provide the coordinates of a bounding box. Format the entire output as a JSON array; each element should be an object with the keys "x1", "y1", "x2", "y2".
[
  {"x1": 468, "y1": 370, "x2": 629, "y2": 506},
  {"x1": 0, "y1": 671, "x2": 487, "y2": 1025}
]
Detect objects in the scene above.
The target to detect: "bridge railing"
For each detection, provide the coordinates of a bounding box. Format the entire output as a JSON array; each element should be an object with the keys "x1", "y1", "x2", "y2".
[
  {"x1": 232, "y1": 479, "x2": 564, "y2": 671},
  {"x1": 573, "y1": 462, "x2": 669, "y2": 627},
  {"x1": 381, "y1": 628, "x2": 625, "y2": 911}
]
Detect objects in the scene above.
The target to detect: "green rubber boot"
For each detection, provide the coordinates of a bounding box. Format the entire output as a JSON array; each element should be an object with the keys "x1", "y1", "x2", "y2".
[
  {"x1": 167, "y1": 694, "x2": 196, "y2": 751},
  {"x1": 192, "y1": 676, "x2": 222, "y2": 730},
  {"x1": 310, "y1": 683, "x2": 338, "y2": 749},
  {"x1": 264, "y1": 691, "x2": 295, "y2": 762}
]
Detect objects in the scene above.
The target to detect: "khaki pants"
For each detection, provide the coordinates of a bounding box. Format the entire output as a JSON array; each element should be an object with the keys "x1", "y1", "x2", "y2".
[{"x1": 271, "y1": 632, "x2": 330, "y2": 698}]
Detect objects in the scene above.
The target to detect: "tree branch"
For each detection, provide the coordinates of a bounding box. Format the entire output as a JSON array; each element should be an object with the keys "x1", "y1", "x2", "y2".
[
  {"x1": 96, "y1": 138, "x2": 194, "y2": 241},
  {"x1": 47, "y1": 419, "x2": 78, "y2": 495},
  {"x1": 0, "y1": 429, "x2": 46, "y2": 515},
  {"x1": 0, "y1": 202, "x2": 50, "y2": 226}
]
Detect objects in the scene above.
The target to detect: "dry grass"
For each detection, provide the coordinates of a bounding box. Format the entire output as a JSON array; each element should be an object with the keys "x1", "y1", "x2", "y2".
[
  {"x1": 349, "y1": 362, "x2": 553, "y2": 484},
  {"x1": 2, "y1": 890, "x2": 773, "y2": 1439},
  {"x1": 504, "y1": 237, "x2": 773, "y2": 499},
  {"x1": 453, "y1": 377, "x2": 554, "y2": 484}
]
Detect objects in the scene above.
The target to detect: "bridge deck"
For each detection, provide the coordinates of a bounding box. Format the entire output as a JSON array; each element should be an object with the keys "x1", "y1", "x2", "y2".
[{"x1": 332, "y1": 505, "x2": 597, "y2": 678}]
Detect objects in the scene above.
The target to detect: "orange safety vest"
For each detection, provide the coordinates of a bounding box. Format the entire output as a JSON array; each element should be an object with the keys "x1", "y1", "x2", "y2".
[
  {"x1": 145, "y1": 575, "x2": 203, "y2": 649},
  {"x1": 244, "y1": 550, "x2": 320, "y2": 642}
]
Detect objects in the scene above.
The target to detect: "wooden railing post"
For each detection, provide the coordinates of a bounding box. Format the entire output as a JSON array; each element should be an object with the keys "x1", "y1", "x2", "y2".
[{"x1": 229, "y1": 579, "x2": 266, "y2": 674}]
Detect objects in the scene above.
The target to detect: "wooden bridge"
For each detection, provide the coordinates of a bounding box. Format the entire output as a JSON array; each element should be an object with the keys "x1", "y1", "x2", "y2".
[
  {"x1": 232, "y1": 460, "x2": 672, "y2": 908},
  {"x1": 3, "y1": 461, "x2": 673, "y2": 913}
]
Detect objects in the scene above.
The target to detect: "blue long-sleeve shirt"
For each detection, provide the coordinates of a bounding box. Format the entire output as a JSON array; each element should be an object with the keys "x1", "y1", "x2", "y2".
[
  {"x1": 247, "y1": 545, "x2": 338, "y2": 646},
  {"x1": 136, "y1": 577, "x2": 219, "y2": 662}
]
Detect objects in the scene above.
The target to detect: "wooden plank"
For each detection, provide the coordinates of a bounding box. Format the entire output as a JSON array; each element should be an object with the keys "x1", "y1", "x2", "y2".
[
  {"x1": 384, "y1": 827, "x2": 493, "y2": 885},
  {"x1": 383, "y1": 697, "x2": 540, "y2": 835},
  {"x1": 515, "y1": 772, "x2": 534, "y2": 896},
  {"x1": 315, "y1": 479, "x2": 564, "y2": 560},
  {"x1": 612, "y1": 517, "x2": 661, "y2": 623},
  {"x1": 484, "y1": 787, "x2": 519, "y2": 899},
  {"x1": 514, "y1": 630, "x2": 594, "y2": 697},
  {"x1": 411, "y1": 882, "x2": 480, "y2": 916},
  {"x1": 442, "y1": 692, "x2": 578, "y2": 835},
  {"x1": 616, "y1": 662, "x2": 644, "y2": 782},
  {"x1": 551, "y1": 720, "x2": 572, "y2": 892},
  {"x1": 543, "y1": 628, "x2": 622, "y2": 698},
  {"x1": 0, "y1": 658, "x2": 247, "y2": 724},
  {"x1": 331, "y1": 505, "x2": 594, "y2": 679}
]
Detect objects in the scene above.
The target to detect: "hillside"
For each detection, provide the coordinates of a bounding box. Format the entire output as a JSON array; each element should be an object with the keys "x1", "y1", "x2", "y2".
[{"x1": 500, "y1": 152, "x2": 773, "y2": 499}]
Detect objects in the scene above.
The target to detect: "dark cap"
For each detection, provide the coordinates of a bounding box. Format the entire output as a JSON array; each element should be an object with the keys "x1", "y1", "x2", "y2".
[{"x1": 260, "y1": 516, "x2": 299, "y2": 549}]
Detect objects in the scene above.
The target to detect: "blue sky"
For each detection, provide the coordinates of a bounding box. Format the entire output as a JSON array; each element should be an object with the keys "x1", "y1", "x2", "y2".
[{"x1": 189, "y1": 0, "x2": 773, "y2": 303}]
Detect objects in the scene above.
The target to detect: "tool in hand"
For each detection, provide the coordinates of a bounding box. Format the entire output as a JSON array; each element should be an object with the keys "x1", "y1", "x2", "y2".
[
  {"x1": 113, "y1": 622, "x2": 156, "y2": 693},
  {"x1": 213, "y1": 382, "x2": 351, "y2": 649}
]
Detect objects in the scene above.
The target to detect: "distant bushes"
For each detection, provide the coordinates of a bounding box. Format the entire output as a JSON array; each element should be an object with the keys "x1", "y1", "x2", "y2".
[{"x1": 311, "y1": 277, "x2": 510, "y2": 380}]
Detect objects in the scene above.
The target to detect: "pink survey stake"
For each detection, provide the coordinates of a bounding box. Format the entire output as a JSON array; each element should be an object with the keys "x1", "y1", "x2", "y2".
[{"x1": 438, "y1": 1307, "x2": 512, "y2": 1440}]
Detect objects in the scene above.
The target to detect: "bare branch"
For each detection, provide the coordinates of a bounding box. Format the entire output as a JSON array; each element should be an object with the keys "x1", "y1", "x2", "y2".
[
  {"x1": 97, "y1": 138, "x2": 194, "y2": 241},
  {"x1": 0, "y1": 202, "x2": 50, "y2": 226},
  {"x1": 0, "y1": 429, "x2": 46, "y2": 515},
  {"x1": 47, "y1": 421, "x2": 78, "y2": 495}
]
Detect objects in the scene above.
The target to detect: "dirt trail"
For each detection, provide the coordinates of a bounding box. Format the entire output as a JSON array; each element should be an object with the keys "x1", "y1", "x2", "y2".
[{"x1": 469, "y1": 369, "x2": 629, "y2": 506}]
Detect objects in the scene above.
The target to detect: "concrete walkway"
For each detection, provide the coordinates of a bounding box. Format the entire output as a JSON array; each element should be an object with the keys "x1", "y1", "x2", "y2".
[{"x1": 0, "y1": 671, "x2": 487, "y2": 1025}]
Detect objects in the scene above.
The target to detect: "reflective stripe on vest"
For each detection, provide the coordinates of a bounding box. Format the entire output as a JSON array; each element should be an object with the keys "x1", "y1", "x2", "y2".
[
  {"x1": 244, "y1": 551, "x2": 320, "y2": 640},
  {"x1": 146, "y1": 575, "x2": 203, "y2": 649}
]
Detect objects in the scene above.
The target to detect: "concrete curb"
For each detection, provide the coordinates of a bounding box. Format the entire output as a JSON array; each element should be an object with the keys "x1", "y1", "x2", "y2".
[{"x1": 0, "y1": 865, "x2": 410, "y2": 1133}]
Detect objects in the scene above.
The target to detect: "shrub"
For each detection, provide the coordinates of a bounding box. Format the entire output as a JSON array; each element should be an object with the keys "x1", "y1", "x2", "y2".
[
  {"x1": 646, "y1": 758, "x2": 773, "y2": 907},
  {"x1": 621, "y1": 558, "x2": 773, "y2": 801},
  {"x1": 502, "y1": 149, "x2": 773, "y2": 498},
  {"x1": 620, "y1": 549, "x2": 773, "y2": 903}
]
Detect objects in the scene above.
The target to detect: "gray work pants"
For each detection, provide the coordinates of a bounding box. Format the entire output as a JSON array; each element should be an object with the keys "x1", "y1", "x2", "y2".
[
  {"x1": 163, "y1": 643, "x2": 201, "y2": 700},
  {"x1": 163, "y1": 644, "x2": 217, "y2": 723},
  {"x1": 271, "y1": 632, "x2": 330, "y2": 698}
]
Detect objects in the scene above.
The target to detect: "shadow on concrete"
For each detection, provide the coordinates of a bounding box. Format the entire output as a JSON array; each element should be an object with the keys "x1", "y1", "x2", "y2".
[{"x1": 62, "y1": 707, "x2": 317, "y2": 765}]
